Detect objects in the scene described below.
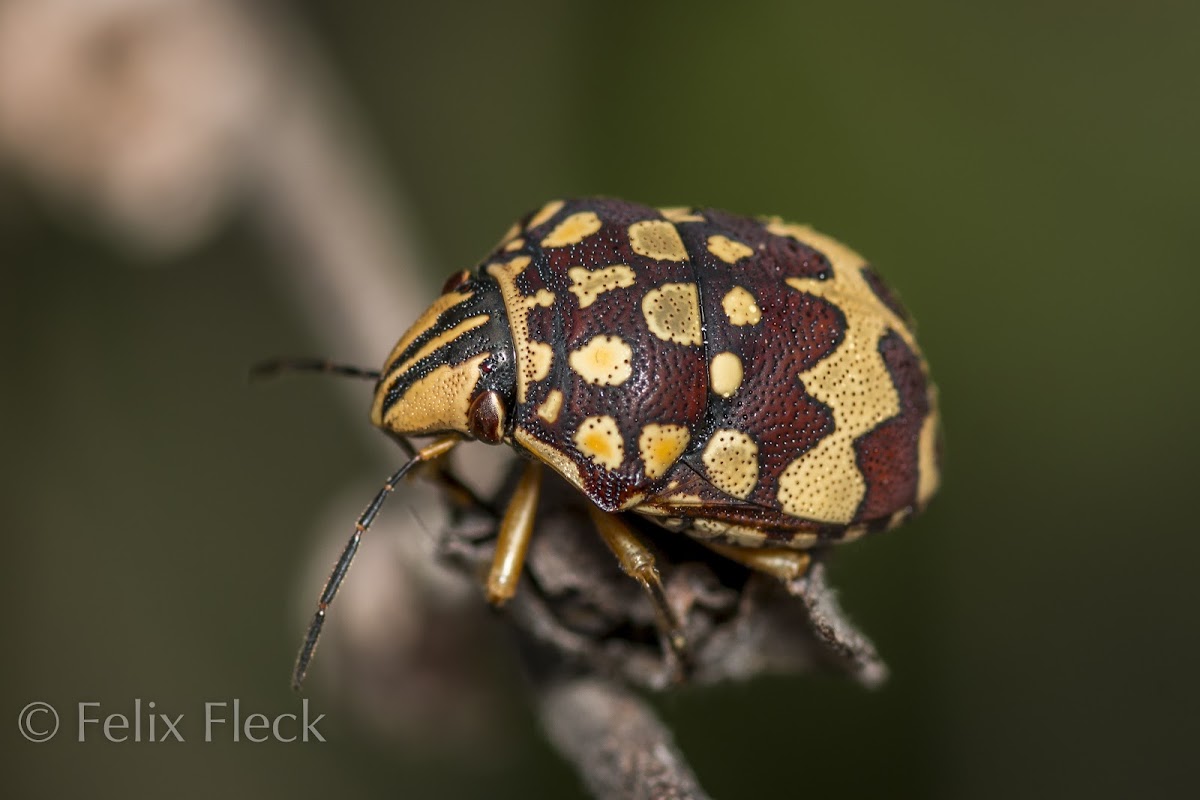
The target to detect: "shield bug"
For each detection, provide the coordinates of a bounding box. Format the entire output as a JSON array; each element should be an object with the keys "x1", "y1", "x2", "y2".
[{"x1": 261, "y1": 197, "x2": 941, "y2": 688}]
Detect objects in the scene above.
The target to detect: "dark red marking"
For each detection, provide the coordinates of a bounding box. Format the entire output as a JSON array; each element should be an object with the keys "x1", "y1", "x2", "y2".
[{"x1": 851, "y1": 331, "x2": 929, "y2": 522}]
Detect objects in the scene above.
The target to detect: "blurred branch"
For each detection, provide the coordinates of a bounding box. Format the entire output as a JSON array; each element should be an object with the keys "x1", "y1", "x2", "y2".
[
  {"x1": 539, "y1": 678, "x2": 711, "y2": 800},
  {"x1": 0, "y1": 0, "x2": 274, "y2": 253},
  {"x1": 0, "y1": 0, "x2": 422, "y2": 418},
  {"x1": 242, "y1": 4, "x2": 432, "y2": 369}
]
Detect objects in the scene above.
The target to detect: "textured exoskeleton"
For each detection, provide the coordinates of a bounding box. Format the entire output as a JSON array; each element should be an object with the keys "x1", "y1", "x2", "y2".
[
  {"x1": 373, "y1": 197, "x2": 940, "y2": 548},
  {"x1": 288, "y1": 197, "x2": 941, "y2": 687}
]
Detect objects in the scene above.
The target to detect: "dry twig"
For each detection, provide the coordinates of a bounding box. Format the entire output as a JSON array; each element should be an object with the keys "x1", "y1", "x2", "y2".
[
  {"x1": 439, "y1": 471, "x2": 887, "y2": 798},
  {"x1": 541, "y1": 678, "x2": 712, "y2": 800}
]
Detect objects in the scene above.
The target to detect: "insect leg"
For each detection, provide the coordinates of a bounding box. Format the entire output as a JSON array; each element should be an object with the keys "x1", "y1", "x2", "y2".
[
  {"x1": 702, "y1": 542, "x2": 812, "y2": 581},
  {"x1": 382, "y1": 429, "x2": 495, "y2": 515},
  {"x1": 485, "y1": 461, "x2": 542, "y2": 605},
  {"x1": 292, "y1": 434, "x2": 459, "y2": 691},
  {"x1": 586, "y1": 507, "x2": 688, "y2": 665}
]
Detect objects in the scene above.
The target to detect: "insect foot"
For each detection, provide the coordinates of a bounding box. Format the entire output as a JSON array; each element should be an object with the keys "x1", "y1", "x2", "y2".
[{"x1": 437, "y1": 470, "x2": 887, "y2": 693}]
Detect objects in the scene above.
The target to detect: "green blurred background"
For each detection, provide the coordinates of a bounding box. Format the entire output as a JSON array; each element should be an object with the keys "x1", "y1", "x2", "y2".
[{"x1": 3, "y1": 1, "x2": 1197, "y2": 798}]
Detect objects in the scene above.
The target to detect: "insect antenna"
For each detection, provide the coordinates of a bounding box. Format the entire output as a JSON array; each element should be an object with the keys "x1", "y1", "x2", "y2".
[
  {"x1": 250, "y1": 357, "x2": 381, "y2": 382},
  {"x1": 292, "y1": 435, "x2": 459, "y2": 691}
]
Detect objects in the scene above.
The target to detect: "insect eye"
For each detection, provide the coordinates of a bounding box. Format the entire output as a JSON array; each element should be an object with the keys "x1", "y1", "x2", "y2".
[
  {"x1": 441, "y1": 270, "x2": 472, "y2": 294},
  {"x1": 467, "y1": 391, "x2": 506, "y2": 444},
  {"x1": 480, "y1": 360, "x2": 494, "y2": 375}
]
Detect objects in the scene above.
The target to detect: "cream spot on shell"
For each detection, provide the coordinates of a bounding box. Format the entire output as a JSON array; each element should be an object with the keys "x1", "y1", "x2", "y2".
[
  {"x1": 777, "y1": 435, "x2": 864, "y2": 525},
  {"x1": 641, "y1": 282, "x2": 702, "y2": 345},
  {"x1": 526, "y1": 200, "x2": 564, "y2": 230},
  {"x1": 638, "y1": 424, "x2": 691, "y2": 479},
  {"x1": 618, "y1": 492, "x2": 645, "y2": 511},
  {"x1": 541, "y1": 211, "x2": 602, "y2": 248},
  {"x1": 376, "y1": 290, "x2": 473, "y2": 388},
  {"x1": 568, "y1": 264, "x2": 636, "y2": 308},
  {"x1": 701, "y1": 430, "x2": 759, "y2": 499},
  {"x1": 658, "y1": 206, "x2": 705, "y2": 223},
  {"x1": 372, "y1": 293, "x2": 480, "y2": 429},
  {"x1": 721, "y1": 523, "x2": 772, "y2": 547},
  {"x1": 790, "y1": 530, "x2": 819, "y2": 547},
  {"x1": 388, "y1": 314, "x2": 491, "y2": 380},
  {"x1": 516, "y1": 428, "x2": 583, "y2": 492},
  {"x1": 917, "y1": 386, "x2": 941, "y2": 508},
  {"x1": 527, "y1": 340, "x2": 554, "y2": 384},
  {"x1": 721, "y1": 286, "x2": 761, "y2": 326},
  {"x1": 636, "y1": 506, "x2": 669, "y2": 517},
  {"x1": 707, "y1": 234, "x2": 754, "y2": 264},
  {"x1": 574, "y1": 415, "x2": 625, "y2": 471},
  {"x1": 842, "y1": 524, "x2": 870, "y2": 543},
  {"x1": 689, "y1": 519, "x2": 726, "y2": 540},
  {"x1": 500, "y1": 254, "x2": 530, "y2": 272},
  {"x1": 773, "y1": 224, "x2": 928, "y2": 524},
  {"x1": 628, "y1": 220, "x2": 688, "y2": 261},
  {"x1": 569, "y1": 335, "x2": 633, "y2": 386},
  {"x1": 486, "y1": 256, "x2": 556, "y2": 404},
  {"x1": 709, "y1": 352, "x2": 743, "y2": 398},
  {"x1": 537, "y1": 389, "x2": 564, "y2": 424},
  {"x1": 381, "y1": 353, "x2": 488, "y2": 435},
  {"x1": 689, "y1": 520, "x2": 770, "y2": 547}
]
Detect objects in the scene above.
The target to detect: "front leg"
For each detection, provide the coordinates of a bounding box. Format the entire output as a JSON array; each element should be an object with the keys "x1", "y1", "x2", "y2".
[{"x1": 486, "y1": 461, "x2": 542, "y2": 605}]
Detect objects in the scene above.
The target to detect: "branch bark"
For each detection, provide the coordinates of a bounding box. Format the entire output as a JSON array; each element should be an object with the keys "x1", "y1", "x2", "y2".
[
  {"x1": 440, "y1": 472, "x2": 888, "y2": 798},
  {"x1": 540, "y1": 678, "x2": 712, "y2": 800}
]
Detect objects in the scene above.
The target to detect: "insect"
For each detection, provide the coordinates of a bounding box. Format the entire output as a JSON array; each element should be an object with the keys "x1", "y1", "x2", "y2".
[{"x1": 261, "y1": 197, "x2": 941, "y2": 689}]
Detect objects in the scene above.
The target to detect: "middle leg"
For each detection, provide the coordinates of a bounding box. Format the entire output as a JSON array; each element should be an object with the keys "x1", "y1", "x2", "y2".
[
  {"x1": 702, "y1": 541, "x2": 812, "y2": 582},
  {"x1": 586, "y1": 506, "x2": 688, "y2": 665}
]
